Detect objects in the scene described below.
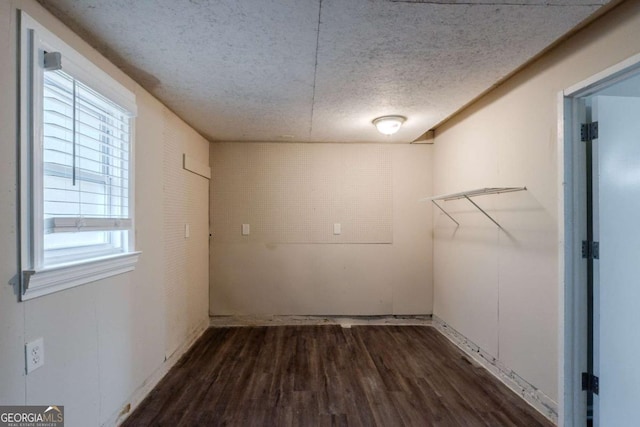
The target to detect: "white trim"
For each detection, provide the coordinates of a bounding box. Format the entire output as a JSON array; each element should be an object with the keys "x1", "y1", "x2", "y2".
[
  {"x1": 557, "y1": 91, "x2": 567, "y2": 427},
  {"x1": 20, "y1": 14, "x2": 35, "y2": 275},
  {"x1": 558, "y1": 92, "x2": 573, "y2": 427},
  {"x1": 432, "y1": 316, "x2": 558, "y2": 424},
  {"x1": 128, "y1": 119, "x2": 137, "y2": 255},
  {"x1": 20, "y1": 12, "x2": 136, "y2": 116},
  {"x1": 561, "y1": 52, "x2": 640, "y2": 427},
  {"x1": 105, "y1": 321, "x2": 209, "y2": 427},
  {"x1": 564, "y1": 52, "x2": 640, "y2": 98},
  {"x1": 19, "y1": 11, "x2": 140, "y2": 300},
  {"x1": 183, "y1": 154, "x2": 211, "y2": 179},
  {"x1": 559, "y1": 94, "x2": 589, "y2": 427},
  {"x1": 21, "y1": 251, "x2": 141, "y2": 300}
]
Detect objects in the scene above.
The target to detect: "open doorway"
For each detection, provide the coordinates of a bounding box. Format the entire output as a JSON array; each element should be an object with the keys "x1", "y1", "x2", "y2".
[{"x1": 563, "y1": 57, "x2": 640, "y2": 426}]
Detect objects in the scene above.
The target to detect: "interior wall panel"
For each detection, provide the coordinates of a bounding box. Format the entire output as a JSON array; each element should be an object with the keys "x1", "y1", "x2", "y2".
[
  {"x1": 0, "y1": 2, "x2": 211, "y2": 424},
  {"x1": 210, "y1": 143, "x2": 432, "y2": 315},
  {"x1": 163, "y1": 112, "x2": 188, "y2": 358},
  {"x1": 212, "y1": 143, "x2": 392, "y2": 244},
  {"x1": 433, "y1": 0, "x2": 640, "y2": 406},
  {"x1": 163, "y1": 110, "x2": 210, "y2": 359}
]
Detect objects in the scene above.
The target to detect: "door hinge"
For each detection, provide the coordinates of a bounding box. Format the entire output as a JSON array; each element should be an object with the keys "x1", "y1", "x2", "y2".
[
  {"x1": 582, "y1": 372, "x2": 599, "y2": 395},
  {"x1": 581, "y1": 122, "x2": 599, "y2": 142},
  {"x1": 582, "y1": 240, "x2": 599, "y2": 259}
]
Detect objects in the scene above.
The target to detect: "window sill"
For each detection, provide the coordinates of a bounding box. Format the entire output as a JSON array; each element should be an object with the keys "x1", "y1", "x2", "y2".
[{"x1": 21, "y1": 251, "x2": 141, "y2": 300}]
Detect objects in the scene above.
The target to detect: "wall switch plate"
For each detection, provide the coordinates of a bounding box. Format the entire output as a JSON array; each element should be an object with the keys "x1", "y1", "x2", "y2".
[
  {"x1": 26, "y1": 337, "x2": 44, "y2": 374},
  {"x1": 333, "y1": 223, "x2": 341, "y2": 235},
  {"x1": 242, "y1": 224, "x2": 250, "y2": 236},
  {"x1": 185, "y1": 224, "x2": 190, "y2": 238}
]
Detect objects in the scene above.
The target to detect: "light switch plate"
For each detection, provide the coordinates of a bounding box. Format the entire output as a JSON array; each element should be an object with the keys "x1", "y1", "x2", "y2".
[
  {"x1": 242, "y1": 224, "x2": 250, "y2": 236},
  {"x1": 185, "y1": 224, "x2": 190, "y2": 238},
  {"x1": 333, "y1": 223, "x2": 341, "y2": 235}
]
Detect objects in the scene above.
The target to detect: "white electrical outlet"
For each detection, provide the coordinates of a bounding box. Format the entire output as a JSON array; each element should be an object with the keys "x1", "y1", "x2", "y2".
[
  {"x1": 333, "y1": 223, "x2": 341, "y2": 235},
  {"x1": 25, "y1": 337, "x2": 44, "y2": 374},
  {"x1": 242, "y1": 224, "x2": 250, "y2": 236},
  {"x1": 185, "y1": 223, "x2": 190, "y2": 238}
]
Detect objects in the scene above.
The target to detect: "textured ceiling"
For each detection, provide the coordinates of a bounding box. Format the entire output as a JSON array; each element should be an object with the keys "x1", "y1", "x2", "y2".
[{"x1": 38, "y1": 0, "x2": 610, "y2": 143}]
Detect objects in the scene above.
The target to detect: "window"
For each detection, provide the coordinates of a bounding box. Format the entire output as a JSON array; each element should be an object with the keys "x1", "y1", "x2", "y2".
[{"x1": 20, "y1": 12, "x2": 140, "y2": 300}]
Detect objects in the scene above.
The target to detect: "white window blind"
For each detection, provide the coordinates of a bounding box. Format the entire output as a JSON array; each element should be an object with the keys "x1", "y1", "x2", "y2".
[
  {"x1": 20, "y1": 11, "x2": 140, "y2": 300},
  {"x1": 42, "y1": 68, "x2": 131, "y2": 259}
]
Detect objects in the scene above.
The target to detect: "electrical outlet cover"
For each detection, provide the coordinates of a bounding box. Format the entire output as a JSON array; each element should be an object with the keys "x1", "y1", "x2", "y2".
[{"x1": 26, "y1": 337, "x2": 44, "y2": 374}]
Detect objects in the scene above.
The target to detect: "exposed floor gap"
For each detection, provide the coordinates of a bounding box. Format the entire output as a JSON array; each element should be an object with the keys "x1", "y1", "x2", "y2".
[
  {"x1": 209, "y1": 314, "x2": 433, "y2": 327},
  {"x1": 389, "y1": 1, "x2": 605, "y2": 5}
]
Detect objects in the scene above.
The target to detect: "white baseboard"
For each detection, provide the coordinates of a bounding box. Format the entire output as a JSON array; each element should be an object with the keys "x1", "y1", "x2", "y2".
[
  {"x1": 432, "y1": 316, "x2": 558, "y2": 425},
  {"x1": 102, "y1": 319, "x2": 209, "y2": 427},
  {"x1": 209, "y1": 314, "x2": 433, "y2": 328}
]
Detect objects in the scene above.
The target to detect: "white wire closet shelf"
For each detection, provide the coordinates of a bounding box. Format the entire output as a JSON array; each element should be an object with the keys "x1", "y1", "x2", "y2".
[{"x1": 420, "y1": 187, "x2": 527, "y2": 229}]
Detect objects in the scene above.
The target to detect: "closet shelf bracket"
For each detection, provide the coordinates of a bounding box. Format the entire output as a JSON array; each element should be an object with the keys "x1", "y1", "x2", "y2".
[{"x1": 420, "y1": 187, "x2": 527, "y2": 229}]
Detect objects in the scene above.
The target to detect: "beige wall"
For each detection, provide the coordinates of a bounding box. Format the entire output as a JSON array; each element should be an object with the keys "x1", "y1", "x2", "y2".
[
  {"x1": 432, "y1": 0, "x2": 640, "y2": 408},
  {"x1": 210, "y1": 142, "x2": 433, "y2": 315},
  {"x1": 5, "y1": 0, "x2": 639, "y2": 423},
  {"x1": 0, "y1": 2, "x2": 209, "y2": 425},
  {"x1": 162, "y1": 109, "x2": 210, "y2": 358}
]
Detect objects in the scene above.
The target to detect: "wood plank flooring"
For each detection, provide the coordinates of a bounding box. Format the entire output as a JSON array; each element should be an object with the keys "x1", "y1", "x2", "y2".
[{"x1": 123, "y1": 326, "x2": 554, "y2": 427}]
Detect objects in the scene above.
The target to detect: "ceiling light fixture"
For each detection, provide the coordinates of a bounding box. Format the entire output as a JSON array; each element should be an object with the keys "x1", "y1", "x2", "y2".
[{"x1": 372, "y1": 115, "x2": 406, "y2": 135}]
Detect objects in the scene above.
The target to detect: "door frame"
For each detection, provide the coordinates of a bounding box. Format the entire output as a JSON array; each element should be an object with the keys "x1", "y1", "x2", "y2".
[{"x1": 560, "y1": 52, "x2": 640, "y2": 427}]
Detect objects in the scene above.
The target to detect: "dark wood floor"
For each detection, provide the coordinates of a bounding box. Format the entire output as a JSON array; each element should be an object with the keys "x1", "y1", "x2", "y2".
[{"x1": 123, "y1": 326, "x2": 554, "y2": 427}]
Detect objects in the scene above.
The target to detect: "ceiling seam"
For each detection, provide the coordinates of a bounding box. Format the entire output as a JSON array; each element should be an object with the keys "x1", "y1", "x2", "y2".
[
  {"x1": 429, "y1": 0, "x2": 623, "y2": 135},
  {"x1": 309, "y1": 0, "x2": 323, "y2": 136}
]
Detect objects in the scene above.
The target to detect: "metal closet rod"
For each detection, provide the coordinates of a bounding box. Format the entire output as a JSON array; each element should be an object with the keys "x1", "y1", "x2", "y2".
[{"x1": 420, "y1": 187, "x2": 527, "y2": 229}]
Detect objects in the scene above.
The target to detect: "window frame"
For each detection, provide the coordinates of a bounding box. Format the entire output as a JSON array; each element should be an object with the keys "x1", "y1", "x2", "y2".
[
  {"x1": 41, "y1": 68, "x2": 131, "y2": 262},
  {"x1": 19, "y1": 12, "x2": 140, "y2": 301}
]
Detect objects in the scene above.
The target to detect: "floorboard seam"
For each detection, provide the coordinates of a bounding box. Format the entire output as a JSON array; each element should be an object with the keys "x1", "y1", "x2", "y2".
[{"x1": 123, "y1": 323, "x2": 554, "y2": 427}]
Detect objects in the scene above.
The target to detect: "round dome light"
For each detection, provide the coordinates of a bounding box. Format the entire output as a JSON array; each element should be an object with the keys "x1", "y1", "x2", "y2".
[{"x1": 372, "y1": 115, "x2": 406, "y2": 135}]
